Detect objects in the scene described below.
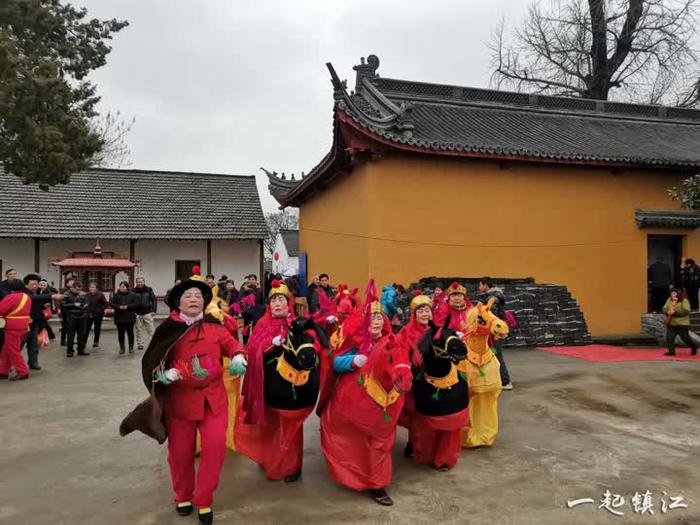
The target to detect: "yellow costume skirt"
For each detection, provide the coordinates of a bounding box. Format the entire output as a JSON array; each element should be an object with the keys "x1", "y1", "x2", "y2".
[
  {"x1": 197, "y1": 357, "x2": 241, "y2": 452},
  {"x1": 458, "y1": 358, "x2": 502, "y2": 448}
]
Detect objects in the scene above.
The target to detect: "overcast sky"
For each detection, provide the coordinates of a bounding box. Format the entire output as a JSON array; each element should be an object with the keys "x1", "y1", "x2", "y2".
[{"x1": 80, "y1": 0, "x2": 529, "y2": 212}]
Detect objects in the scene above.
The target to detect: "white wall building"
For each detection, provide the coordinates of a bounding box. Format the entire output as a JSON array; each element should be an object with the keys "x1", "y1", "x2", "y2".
[
  {"x1": 0, "y1": 168, "x2": 268, "y2": 304},
  {"x1": 271, "y1": 229, "x2": 299, "y2": 276}
]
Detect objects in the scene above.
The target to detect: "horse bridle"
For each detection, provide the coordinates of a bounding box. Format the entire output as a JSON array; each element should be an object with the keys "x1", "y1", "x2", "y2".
[
  {"x1": 432, "y1": 335, "x2": 460, "y2": 358},
  {"x1": 282, "y1": 333, "x2": 316, "y2": 358}
]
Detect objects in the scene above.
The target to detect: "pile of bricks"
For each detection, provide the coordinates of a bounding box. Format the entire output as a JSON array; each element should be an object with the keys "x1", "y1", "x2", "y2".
[{"x1": 394, "y1": 276, "x2": 591, "y2": 347}]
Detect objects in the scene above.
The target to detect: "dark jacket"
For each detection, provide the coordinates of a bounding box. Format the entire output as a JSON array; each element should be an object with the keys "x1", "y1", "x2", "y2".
[
  {"x1": 648, "y1": 261, "x2": 673, "y2": 288},
  {"x1": 476, "y1": 287, "x2": 506, "y2": 319},
  {"x1": 239, "y1": 286, "x2": 265, "y2": 325},
  {"x1": 86, "y1": 292, "x2": 108, "y2": 317},
  {"x1": 110, "y1": 291, "x2": 139, "y2": 324},
  {"x1": 307, "y1": 284, "x2": 336, "y2": 313},
  {"x1": 0, "y1": 279, "x2": 18, "y2": 300},
  {"x1": 132, "y1": 285, "x2": 157, "y2": 315},
  {"x1": 681, "y1": 264, "x2": 700, "y2": 287},
  {"x1": 61, "y1": 290, "x2": 89, "y2": 319},
  {"x1": 23, "y1": 288, "x2": 54, "y2": 322},
  {"x1": 220, "y1": 287, "x2": 239, "y2": 305}
]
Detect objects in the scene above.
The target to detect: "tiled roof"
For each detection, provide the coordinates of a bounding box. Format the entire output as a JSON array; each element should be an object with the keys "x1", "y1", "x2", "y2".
[
  {"x1": 279, "y1": 229, "x2": 299, "y2": 257},
  {"x1": 0, "y1": 168, "x2": 268, "y2": 239},
  {"x1": 635, "y1": 210, "x2": 700, "y2": 229},
  {"x1": 268, "y1": 55, "x2": 700, "y2": 207}
]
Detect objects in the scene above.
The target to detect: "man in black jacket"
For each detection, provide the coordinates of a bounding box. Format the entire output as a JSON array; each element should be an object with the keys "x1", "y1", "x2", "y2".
[
  {"x1": 132, "y1": 277, "x2": 157, "y2": 350},
  {"x1": 22, "y1": 274, "x2": 63, "y2": 369},
  {"x1": 61, "y1": 281, "x2": 89, "y2": 357},
  {"x1": 307, "y1": 273, "x2": 336, "y2": 313},
  {"x1": 477, "y1": 277, "x2": 513, "y2": 391}
]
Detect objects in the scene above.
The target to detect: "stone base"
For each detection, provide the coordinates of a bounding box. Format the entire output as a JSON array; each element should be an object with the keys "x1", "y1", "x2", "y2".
[{"x1": 641, "y1": 313, "x2": 700, "y2": 345}]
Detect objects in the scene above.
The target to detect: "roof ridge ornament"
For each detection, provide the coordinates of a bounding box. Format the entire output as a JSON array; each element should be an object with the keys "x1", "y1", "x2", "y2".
[{"x1": 353, "y1": 54, "x2": 380, "y2": 94}]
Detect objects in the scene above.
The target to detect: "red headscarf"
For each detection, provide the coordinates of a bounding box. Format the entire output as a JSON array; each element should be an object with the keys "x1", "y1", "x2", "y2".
[{"x1": 241, "y1": 300, "x2": 295, "y2": 425}]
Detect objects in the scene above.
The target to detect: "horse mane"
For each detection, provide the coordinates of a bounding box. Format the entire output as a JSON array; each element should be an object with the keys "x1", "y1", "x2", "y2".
[
  {"x1": 464, "y1": 306, "x2": 480, "y2": 334},
  {"x1": 365, "y1": 334, "x2": 400, "y2": 379}
]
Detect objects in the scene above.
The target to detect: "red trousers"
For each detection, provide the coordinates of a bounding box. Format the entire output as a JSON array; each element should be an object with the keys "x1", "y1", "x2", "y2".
[
  {"x1": 406, "y1": 409, "x2": 468, "y2": 470},
  {"x1": 166, "y1": 404, "x2": 227, "y2": 507},
  {"x1": 0, "y1": 330, "x2": 29, "y2": 377}
]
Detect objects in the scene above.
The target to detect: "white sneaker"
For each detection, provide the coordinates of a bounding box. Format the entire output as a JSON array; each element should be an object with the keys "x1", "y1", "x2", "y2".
[{"x1": 502, "y1": 383, "x2": 513, "y2": 390}]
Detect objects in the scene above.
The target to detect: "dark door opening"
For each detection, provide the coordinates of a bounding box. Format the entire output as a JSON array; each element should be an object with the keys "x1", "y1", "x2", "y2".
[
  {"x1": 647, "y1": 234, "x2": 683, "y2": 312},
  {"x1": 175, "y1": 260, "x2": 200, "y2": 283}
]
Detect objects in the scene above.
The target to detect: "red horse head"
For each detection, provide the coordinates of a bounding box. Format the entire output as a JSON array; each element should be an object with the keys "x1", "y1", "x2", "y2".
[{"x1": 365, "y1": 333, "x2": 412, "y2": 394}]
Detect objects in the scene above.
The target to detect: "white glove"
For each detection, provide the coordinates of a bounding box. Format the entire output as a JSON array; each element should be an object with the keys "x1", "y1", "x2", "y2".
[
  {"x1": 352, "y1": 354, "x2": 368, "y2": 369},
  {"x1": 272, "y1": 335, "x2": 284, "y2": 346},
  {"x1": 229, "y1": 354, "x2": 248, "y2": 376},
  {"x1": 164, "y1": 368, "x2": 181, "y2": 382},
  {"x1": 326, "y1": 315, "x2": 338, "y2": 323},
  {"x1": 456, "y1": 331, "x2": 465, "y2": 338}
]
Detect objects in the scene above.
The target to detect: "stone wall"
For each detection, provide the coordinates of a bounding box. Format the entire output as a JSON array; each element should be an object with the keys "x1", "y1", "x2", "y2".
[{"x1": 395, "y1": 276, "x2": 592, "y2": 347}]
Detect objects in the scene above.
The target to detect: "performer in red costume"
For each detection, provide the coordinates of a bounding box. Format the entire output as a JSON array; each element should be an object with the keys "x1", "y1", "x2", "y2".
[
  {"x1": 120, "y1": 279, "x2": 243, "y2": 524},
  {"x1": 400, "y1": 291, "x2": 469, "y2": 471},
  {"x1": 0, "y1": 279, "x2": 59, "y2": 380},
  {"x1": 433, "y1": 281, "x2": 473, "y2": 331},
  {"x1": 320, "y1": 280, "x2": 413, "y2": 506},
  {"x1": 236, "y1": 280, "x2": 326, "y2": 483}
]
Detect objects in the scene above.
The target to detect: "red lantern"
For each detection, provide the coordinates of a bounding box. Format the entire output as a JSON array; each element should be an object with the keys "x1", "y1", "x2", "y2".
[{"x1": 274, "y1": 252, "x2": 280, "y2": 261}]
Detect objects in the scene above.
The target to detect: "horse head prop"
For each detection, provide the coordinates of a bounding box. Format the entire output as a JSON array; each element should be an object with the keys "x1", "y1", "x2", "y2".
[
  {"x1": 463, "y1": 298, "x2": 509, "y2": 350},
  {"x1": 365, "y1": 333, "x2": 412, "y2": 394},
  {"x1": 421, "y1": 316, "x2": 468, "y2": 364},
  {"x1": 283, "y1": 316, "x2": 330, "y2": 370}
]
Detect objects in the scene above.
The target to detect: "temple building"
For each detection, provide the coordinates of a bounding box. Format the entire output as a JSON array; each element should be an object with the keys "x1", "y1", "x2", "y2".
[
  {"x1": 0, "y1": 168, "x2": 267, "y2": 304},
  {"x1": 267, "y1": 55, "x2": 700, "y2": 336}
]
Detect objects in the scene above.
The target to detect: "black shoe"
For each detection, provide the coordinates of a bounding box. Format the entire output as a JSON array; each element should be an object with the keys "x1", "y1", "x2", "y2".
[
  {"x1": 198, "y1": 508, "x2": 213, "y2": 524},
  {"x1": 175, "y1": 502, "x2": 193, "y2": 516},
  {"x1": 0, "y1": 373, "x2": 9, "y2": 379},
  {"x1": 664, "y1": 351, "x2": 676, "y2": 356},
  {"x1": 435, "y1": 464, "x2": 451, "y2": 472},
  {"x1": 403, "y1": 441, "x2": 414, "y2": 458},
  {"x1": 66, "y1": 351, "x2": 74, "y2": 358},
  {"x1": 284, "y1": 470, "x2": 302, "y2": 483},
  {"x1": 92, "y1": 343, "x2": 99, "y2": 348},
  {"x1": 29, "y1": 364, "x2": 41, "y2": 371},
  {"x1": 77, "y1": 350, "x2": 90, "y2": 356},
  {"x1": 119, "y1": 346, "x2": 125, "y2": 355},
  {"x1": 9, "y1": 374, "x2": 29, "y2": 381},
  {"x1": 368, "y1": 488, "x2": 393, "y2": 506}
]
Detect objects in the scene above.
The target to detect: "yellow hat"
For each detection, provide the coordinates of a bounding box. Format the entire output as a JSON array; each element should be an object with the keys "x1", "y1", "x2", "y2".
[
  {"x1": 370, "y1": 300, "x2": 383, "y2": 315},
  {"x1": 446, "y1": 281, "x2": 467, "y2": 297},
  {"x1": 268, "y1": 279, "x2": 290, "y2": 299},
  {"x1": 410, "y1": 290, "x2": 432, "y2": 311}
]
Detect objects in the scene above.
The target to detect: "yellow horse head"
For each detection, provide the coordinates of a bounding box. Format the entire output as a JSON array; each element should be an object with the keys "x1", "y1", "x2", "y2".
[{"x1": 464, "y1": 298, "x2": 510, "y2": 341}]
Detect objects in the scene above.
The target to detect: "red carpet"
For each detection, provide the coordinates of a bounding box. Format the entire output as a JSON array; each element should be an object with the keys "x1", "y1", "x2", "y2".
[{"x1": 537, "y1": 344, "x2": 700, "y2": 363}]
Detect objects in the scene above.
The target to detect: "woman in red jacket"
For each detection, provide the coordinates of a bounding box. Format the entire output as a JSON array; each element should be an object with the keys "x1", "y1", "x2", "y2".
[{"x1": 137, "y1": 279, "x2": 243, "y2": 524}]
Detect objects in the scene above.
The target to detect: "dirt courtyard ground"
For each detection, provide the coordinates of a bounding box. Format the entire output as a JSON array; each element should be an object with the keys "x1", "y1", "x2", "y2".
[{"x1": 1, "y1": 335, "x2": 698, "y2": 525}]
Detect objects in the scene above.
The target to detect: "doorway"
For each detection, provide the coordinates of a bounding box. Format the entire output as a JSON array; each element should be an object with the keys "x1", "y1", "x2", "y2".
[
  {"x1": 647, "y1": 234, "x2": 683, "y2": 311},
  {"x1": 175, "y1": 260, "x2": 200, "y2": 282}
]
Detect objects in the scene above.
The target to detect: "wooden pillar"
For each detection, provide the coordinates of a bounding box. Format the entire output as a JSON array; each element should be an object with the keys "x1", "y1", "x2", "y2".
[
  {"x1": 258, "y1": 239, "x2": 264, "y2": 281},
  {"x1": 206, "y1": 240, "x2": 212, "y2": 275},
  {"x1": 34, "y1": 238, "x2": 40, "y2": 273}
]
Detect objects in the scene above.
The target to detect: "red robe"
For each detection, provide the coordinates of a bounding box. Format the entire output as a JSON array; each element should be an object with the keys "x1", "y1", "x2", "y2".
[
  {"x1": 235, "y1": 309, "x2": 313, "y2": 479},
  {"x1": 320, "y1": 334, "x2": 404, "y2": 491}
]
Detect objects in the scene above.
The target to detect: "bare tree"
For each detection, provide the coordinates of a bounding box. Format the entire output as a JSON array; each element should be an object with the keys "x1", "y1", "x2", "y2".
[
  {"x1": 490, "y1": 0, "x2": 700, "y2": 106},
  {"x1": 89, "y1": 111, "x2": 135, "y2": 168},
  {"x1": 264, "y1": 210, "x2": 299, "y2": 260}
]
